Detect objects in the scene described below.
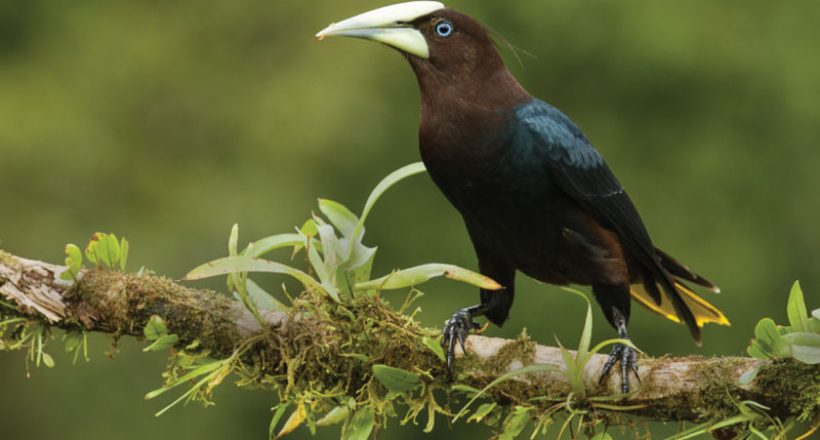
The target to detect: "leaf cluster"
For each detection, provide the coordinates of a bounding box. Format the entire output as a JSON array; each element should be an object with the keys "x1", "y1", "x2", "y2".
[
  {"x1": 61, "y1": 232, "x2": 129, "y2": 281},
  {"x1": 747, "y1": 281, "x2": 820, "y2": 365}
]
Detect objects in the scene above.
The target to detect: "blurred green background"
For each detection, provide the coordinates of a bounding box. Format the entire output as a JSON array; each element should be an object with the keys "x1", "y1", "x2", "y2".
[{"x1": 1, "y1": 0, "x2": 818, "y2": 438}]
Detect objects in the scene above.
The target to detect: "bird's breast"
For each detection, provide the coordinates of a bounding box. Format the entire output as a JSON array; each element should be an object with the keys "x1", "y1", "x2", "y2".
[
  {"x1": 419, "y1": 114, "x2": 608, "y2": 285},
  {"x1": 420, "y1": 121, "x2": 545, "y2": 206}
]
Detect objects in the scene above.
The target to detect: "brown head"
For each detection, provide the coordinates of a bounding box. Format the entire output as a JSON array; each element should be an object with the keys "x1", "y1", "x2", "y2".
[{"x1": 316, "y1": 2, "x2": 530, "y2": 109}]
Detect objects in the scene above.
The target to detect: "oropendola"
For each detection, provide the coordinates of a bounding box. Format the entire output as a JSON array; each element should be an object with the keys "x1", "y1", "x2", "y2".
[{"x1": 316, "y1": 1, "x2": 729, "y2": 392}]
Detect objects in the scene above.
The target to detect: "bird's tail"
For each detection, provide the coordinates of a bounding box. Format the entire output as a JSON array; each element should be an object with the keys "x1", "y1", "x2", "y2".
[{"x1": 630, "y1": 248, "x2": 730, "y2": 343}]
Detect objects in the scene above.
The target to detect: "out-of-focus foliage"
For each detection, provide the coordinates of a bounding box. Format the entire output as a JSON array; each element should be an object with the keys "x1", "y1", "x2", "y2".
[{"x1": 1, "y1": 1, "x2": 819, "y2": 439}]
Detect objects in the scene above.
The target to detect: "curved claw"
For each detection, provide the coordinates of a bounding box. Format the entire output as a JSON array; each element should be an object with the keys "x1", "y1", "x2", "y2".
[
  {"x1": 598, "y1": 342, "x2": 640, "y2": 394},
  {"x1": 441, "y1": 309, "x2": 480, "y2": 373}
]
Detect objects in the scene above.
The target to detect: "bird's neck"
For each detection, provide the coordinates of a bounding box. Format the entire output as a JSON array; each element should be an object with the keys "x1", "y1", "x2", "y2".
[
  {"x1": 415, "y1": 64, "x2": 530, "y2": 117},
  {"x1": 411, "y1": 64, "x2": 531, "y2": 195},
  {"x1": 414, "y1": 64, "x2": 530, "y2": 163}
]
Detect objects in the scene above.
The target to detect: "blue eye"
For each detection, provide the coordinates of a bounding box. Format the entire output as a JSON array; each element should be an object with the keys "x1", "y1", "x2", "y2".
[{"x1": 435, "y1": 20, "x2": 453, "y2": 37}]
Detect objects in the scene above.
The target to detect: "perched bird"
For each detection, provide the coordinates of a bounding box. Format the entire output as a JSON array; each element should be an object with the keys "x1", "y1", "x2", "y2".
[{"x1": 317, "y1": 1, "x2": 729, "y2": 392}]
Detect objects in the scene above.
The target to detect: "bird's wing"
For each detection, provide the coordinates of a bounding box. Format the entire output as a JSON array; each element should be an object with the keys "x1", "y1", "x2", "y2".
[
  {"x1": 513, "y1": 100, "x2": 656, "y2": 268},
  {"x1": 513, "y1": 100, "x2": 701, "y2": 339}
]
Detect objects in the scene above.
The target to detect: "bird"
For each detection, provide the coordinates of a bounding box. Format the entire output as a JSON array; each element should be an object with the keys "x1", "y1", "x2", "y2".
[{"x1": 316, "y1": 1, "x2": 730, "y2": 392}]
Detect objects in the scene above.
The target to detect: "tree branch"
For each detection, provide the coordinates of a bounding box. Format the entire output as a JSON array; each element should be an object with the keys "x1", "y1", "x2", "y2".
[{"x1": 1, "y1": 249, "x2": 817, "y2": 426}]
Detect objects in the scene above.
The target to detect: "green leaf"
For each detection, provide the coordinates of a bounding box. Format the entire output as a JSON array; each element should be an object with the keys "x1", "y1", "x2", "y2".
[
  {"x1": 747, "y1": 425, "x2": 769, "y2": 440},
  {"x1": 300, "y1": 219, "x2": 319, "y2": 237},
  {"x1": 316, "y1": 405, "x2": 351, "y2": 427},
  {"x1": 343, "y1": 242, "x2": 377, "y2": 275},
  {"x1": 422, "y1": 336, "x2": 446, "y2": 362},
  {"x1": 706, "y1": 415, "x2": 749, "y2": 433},
  {"x1": 467, "y1": 403, "x2": 497, "y2": 423},
  {"x1": 64, "y1": 331, "x2": 83, "y2": 353},
  {"x1": 787, "y1": 281, "x2": 809, "y2": 332},
  {"x1": 316, "y1": 222, "x2": 341, "y2": 274},
  {"x1": 105, "y1": 233, "x2": 120, "y2": 268},
  {"x1": 318, "y1": 199, "x2": 359, "y2": 238},
  {"x1": 356, "y1": 263, "x2": 502, "y2": 291},
  {"x1": 307, "y1": 238, "x2": 330, "y2": 283},
  {"x1": 753, "y1": 318, "x2": 781, "y2": 348},
  {"x1": 372, "y1": 364, "x2": 421, "y2": 392},
  {"x1": 143, "y1": 334, "x2": 179, "y2": 352},
  {"x1": 228, "y1": 224, "x2": 239, "y2": 257},
  {"x1": 150, "y1": 363, "x2": 230, "y2": 417},
  {"x1": 184, "y1": 255, "x2": 332, "y2": 300},
  {"x1": 66, "y1": 243, "x2": 82, "y2": 267},
  {"x1": 348, "y1": 162, "x2": 427, "y2": 255},
  {"x1": 269, "y1": 402, "x2": 291, "y2": 437},
  {"x1": 83, "y1": 232, "x2": 125, "y2": 270},
  {"x1": 579, "y1": 300, "x2": 593, "y2": 359},
  {"x1": 498, "y1": 406, "x2": 531, "y2": 440},
  {"x1": 144, "y1": 315, "x2": 168, "y2": 341},
  {"x1": 89, "y1": 233, "x2": 113, "y2": 268},
  {"x1": 144, "y1": 360, "x2": 226, "y2": 400},
  {"x1": 341, "y1": 353, "x2": 369, "y2": 362},
  {"x1": 451, "y1": 384, "x2": 481, "y2": 394},
  {"x1": 276, "y1": 404, "x2": 307, "y2": 438},
  {"x1": 343, "y1": 406, "x2": 375, "y2": 440},
  {"x1": 556, "y1": 336, "x2": 585, "y2": 396},
  {"x1": 781, "y1": 332, "x2": 820, "y2": 364},
  {"x1": 738, "y1": 366, "x2": 760, "y2": 385},
  {"x1": 40, "y1": 352, "x2": 55, "y2": 368},
  {"x1": 84, "y1": 234, "x2": 99, "y2": 264},
  {"x1": 241, "y1": 278, "x2": 288, "y2": 312},
  {"x1": 454, "y1": 363, "x2": 558, "y2": 422},
  {"x1": 344, "y1": 248, "x2": 378, "y2": 294},
  {"x1": 747, "y1": 341, "x2": 770, "y2": 359},
  {"x1": 590, "y1": 433, "x2": 614, "y2": 440},
  {"x1": 736, "y1": 400, "x2": 767, "y2": 420},
  {"x1": 560, "y1": 287, "x2": 593, "y2": 361},
  {"x1": 61, "y1": 243, "x2": 83, "y2": 280},
  {"x1": 247, "y1": 233, "x2": 304, "y2": 257}
]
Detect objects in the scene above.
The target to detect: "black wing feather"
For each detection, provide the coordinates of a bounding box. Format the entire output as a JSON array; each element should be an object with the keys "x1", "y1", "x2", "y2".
[{"x1": 514, "y1": 100, "x2": 700, "y2": 339}]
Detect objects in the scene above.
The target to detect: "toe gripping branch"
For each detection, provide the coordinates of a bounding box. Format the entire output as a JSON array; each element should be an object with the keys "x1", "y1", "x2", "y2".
[
  {"x1": 441, "y1": 305, "x2": 486, "y2": 373},
  {"x1": 599, "y1": 308, "x2": 641, "y2": 393}
]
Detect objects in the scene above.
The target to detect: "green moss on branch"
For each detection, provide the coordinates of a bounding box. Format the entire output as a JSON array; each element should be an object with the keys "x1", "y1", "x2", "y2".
[{"x1": 2, "y1": 249, "x2": 818, "y2": 432}]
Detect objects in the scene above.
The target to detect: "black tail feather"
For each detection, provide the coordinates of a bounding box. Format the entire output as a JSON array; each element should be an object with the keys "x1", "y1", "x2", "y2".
[
  {"x1": 658, "y1": 274, "x2": 701, "y2": 343},
  {"x1": 640, "y1": 268, "x2": 663, "y2": 305},
  {"x1": 656, "y1": 248, "x2": 720, "y2": 293}
]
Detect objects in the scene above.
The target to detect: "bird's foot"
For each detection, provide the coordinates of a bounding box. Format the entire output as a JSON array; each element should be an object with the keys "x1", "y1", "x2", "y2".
[
  {"x1": 598, "y1": 342, "x2": 640, "y2": 394},
  {"x1": 441, "y1": 308, "x2": 481, "y2": 372}
]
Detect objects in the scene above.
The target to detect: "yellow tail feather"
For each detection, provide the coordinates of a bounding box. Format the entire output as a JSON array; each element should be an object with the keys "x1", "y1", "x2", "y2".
[{"x1": 630, "y1": 281, "x2": 731, "y2": 327}]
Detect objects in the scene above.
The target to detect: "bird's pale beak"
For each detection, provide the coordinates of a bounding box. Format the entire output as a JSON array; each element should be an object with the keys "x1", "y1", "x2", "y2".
[{"x1": 315, "y1": 1, "x2": 445, "y2": 59}]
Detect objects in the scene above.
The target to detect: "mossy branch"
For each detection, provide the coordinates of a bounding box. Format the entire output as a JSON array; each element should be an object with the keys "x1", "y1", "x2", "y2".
[{"x1": 1, "y1": 249, "x2": 817, "y2": 429}]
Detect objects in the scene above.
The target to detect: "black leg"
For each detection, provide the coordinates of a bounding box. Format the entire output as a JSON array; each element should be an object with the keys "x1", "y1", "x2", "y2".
[
  {"x1": 591, "y1": 283, "x2": 639, "y2": 393},
  {"x1": 441, "y1": 304, "x2": 486, "y2": 372},
  {"x1": 598, "y1": 307, "x2": 640, "y2": 393},
  {"x1": 446, "y1": 222, "x2": 516, "y2": 375}
]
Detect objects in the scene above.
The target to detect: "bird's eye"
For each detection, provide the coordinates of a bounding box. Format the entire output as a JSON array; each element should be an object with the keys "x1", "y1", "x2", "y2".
[{"x1": 435, "y1": 20, "x2": 453, "y2": 37}]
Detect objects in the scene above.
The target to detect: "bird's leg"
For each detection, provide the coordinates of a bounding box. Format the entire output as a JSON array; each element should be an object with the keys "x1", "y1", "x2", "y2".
[
  {"x1": 598, "y1": 308, "x2": 640, "y2": 393},
  {"x1": 441, "y1": 304, "x2": 486, "y2": 372}
]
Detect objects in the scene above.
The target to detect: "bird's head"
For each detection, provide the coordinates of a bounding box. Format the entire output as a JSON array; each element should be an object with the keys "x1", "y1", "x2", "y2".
[{"x1": 316, "y1": 2, "x2": 519, "y2": 97}]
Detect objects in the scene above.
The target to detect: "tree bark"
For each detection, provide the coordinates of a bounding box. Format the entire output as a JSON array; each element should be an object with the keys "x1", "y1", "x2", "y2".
[{"x1": 1, "y1": 249, "x2": 817, "y2": 425}]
